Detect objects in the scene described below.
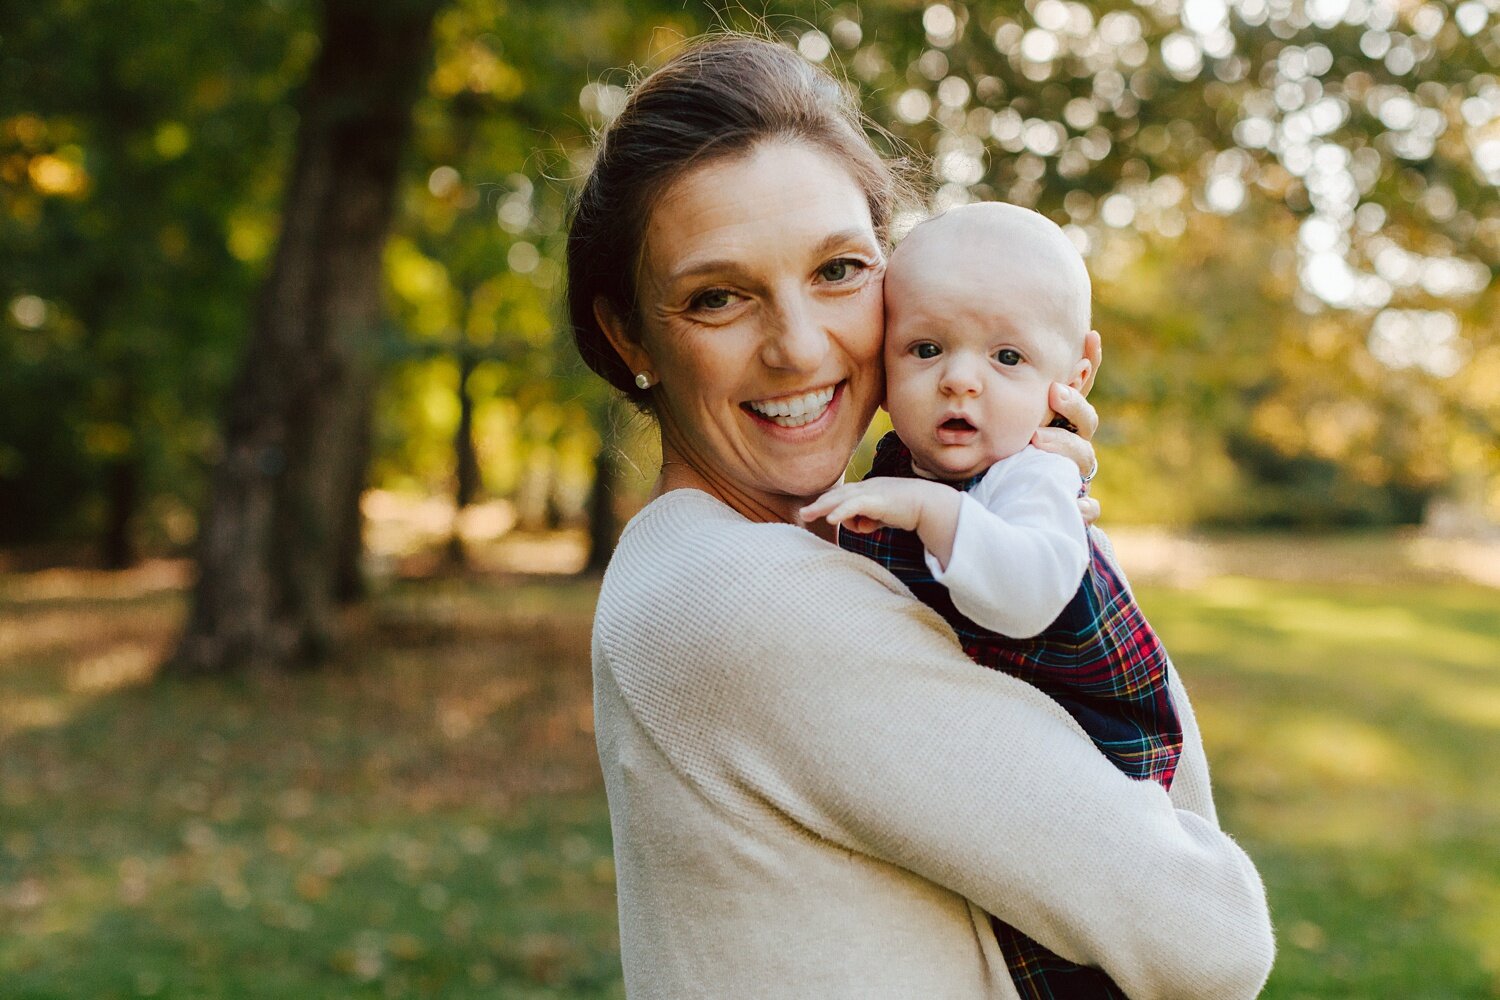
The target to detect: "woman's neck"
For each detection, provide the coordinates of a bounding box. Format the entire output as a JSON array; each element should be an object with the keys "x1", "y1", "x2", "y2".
[{"x1": 655, "y1": 441, "x2": 836, "y2": 542}]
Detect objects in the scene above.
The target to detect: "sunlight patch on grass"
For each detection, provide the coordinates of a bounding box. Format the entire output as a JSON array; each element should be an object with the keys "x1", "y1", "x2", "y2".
[
  {"x1": 1455, "y1": 881, "x2": 1500, "y2": 984},
  {"x1": 1185, "y1": 576, "x2": 1489, "y2": 663},
  {"x1": 0, "y1": 694, "x2": 70, "y2": 733},
  {"x1": 1425, "y1": 683, "x2": 1500, "y2": 731},
  {"x1": 1274, "y1": 714, "x2": 1420, "y2": 785},
  {"x1": 66, "y1": 643, "x2": 158, "y2": 694}
]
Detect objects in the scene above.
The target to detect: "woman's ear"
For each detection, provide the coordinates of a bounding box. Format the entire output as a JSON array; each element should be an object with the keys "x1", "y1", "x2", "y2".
[{"x1": 594, "y1": 296, "x2": 654, "y2": 380}]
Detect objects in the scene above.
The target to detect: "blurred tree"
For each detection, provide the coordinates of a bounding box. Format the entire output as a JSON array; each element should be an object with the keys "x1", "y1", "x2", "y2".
[
  {"x1": 5, "y1": 0, "x2": 1495, "y2": 593},
  {"x1": 172, "y1": 0, "x2": 444, "y2": 673},
  {"x1": 807, "y1": 0, "x2": 1498, "y2": 524},
  {"x1": 381, "y1": 2, "x2": 711, "y2": 567},
  {"x1": 0, "y1": 1, "x2": 311, "y2": 564}
]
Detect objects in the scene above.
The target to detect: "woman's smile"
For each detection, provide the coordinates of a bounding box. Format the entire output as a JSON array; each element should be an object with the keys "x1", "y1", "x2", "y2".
[{"x1": 743, "y1": 382, "x2": 842, "y2": 429}]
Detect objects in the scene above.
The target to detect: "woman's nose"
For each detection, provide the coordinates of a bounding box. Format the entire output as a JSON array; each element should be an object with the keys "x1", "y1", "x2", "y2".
[{"x1": 761, "y1": 299, "x2": 827, "y2": 372}]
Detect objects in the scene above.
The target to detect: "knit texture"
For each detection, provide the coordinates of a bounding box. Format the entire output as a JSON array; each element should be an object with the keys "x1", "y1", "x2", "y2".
[{"x1": 593, "y1": 488, "x2": 1273, "y2": 999}]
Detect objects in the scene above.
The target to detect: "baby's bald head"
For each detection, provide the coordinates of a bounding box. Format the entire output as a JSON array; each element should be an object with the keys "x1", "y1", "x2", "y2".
[{"x1": 887, "y1": 203, "x2": 1091, "y2": 368}]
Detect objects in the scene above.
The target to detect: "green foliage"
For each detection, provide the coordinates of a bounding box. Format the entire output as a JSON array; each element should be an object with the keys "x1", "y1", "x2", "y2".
[
  {"x1": 4, "y1": 0, "x2": 1497, "y2": 555},
  {"x1": 0, "y1": 0, "x2": 313, "y2": 549},
  {"x1": 815, "y1": 0, "x2": 1499, "y2": 524}
]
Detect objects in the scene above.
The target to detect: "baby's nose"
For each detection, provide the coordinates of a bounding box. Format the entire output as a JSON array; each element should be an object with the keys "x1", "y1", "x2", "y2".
[{"x1": 939, "y1": 360, "x2": 982, "y2": 395}]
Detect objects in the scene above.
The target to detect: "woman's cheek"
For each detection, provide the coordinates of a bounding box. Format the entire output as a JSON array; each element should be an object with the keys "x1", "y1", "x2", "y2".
[{"x1": 846, "y1": 280, "x2": 887, "y2": 365}]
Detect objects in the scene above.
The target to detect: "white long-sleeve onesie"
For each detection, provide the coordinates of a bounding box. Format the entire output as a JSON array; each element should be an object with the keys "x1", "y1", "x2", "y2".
[{"x1": 922, "y1": 445, "x2": 1089, "y2": 639}]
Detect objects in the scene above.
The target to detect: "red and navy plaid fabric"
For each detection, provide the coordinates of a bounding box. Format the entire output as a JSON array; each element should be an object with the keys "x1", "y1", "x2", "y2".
[{"x1": 840, "y1": 432, "x2": 1183, "y2": 1000}]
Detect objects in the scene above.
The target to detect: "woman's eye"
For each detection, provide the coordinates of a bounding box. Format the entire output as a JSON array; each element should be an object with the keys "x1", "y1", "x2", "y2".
[
  {"x1": 818, "y1": 259, "x2": 863, "y2": 282},
  {"x1": 995, "y1": 348, "x2": 1022, "y2": 366},
  {"x1": 912, "y1": 343, "x2": 941, "y2": 359},
  {"x1": 692, "y1": 289, "x2": 734, "y2": 311}
]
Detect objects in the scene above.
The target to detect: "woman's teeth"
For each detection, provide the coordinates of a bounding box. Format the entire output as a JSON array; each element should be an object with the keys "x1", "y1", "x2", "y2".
[{"x1": 747, "y1": 385, "x2": 836, "y2": 427}]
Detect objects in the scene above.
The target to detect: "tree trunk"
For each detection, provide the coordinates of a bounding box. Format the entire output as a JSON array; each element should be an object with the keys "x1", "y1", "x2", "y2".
[
  {"x1": 171, "y1": 0, "x2": 442, "y2": 673},
  {"x1": 445, "y1": 350, "x2": 481, "y2": 569},
  {"x1": 101, "y1": 453, "x2": 139, "y2": 570},
  {"x1": 334, "y1": 383, "x2": 372, "y2": 604},
  {"x1": 101, "y1": 369, "x2": 139, "y2": 570},
  {"x1": 584, "y1": 446, "x2": 619, "y2": 574},
  {"x1": 585, "y1": 401, "x2": 626, "y2": 574}
]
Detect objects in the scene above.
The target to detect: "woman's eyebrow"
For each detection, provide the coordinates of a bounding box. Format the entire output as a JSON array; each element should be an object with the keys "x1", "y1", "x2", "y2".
[
  {"x1": 810, "y1": 228, "x2": 879, "y2": 258},
  {"x1": 666, "y1": 258, "x2": 746, "y2": 284},
  {"x1": 665, "y1": 228, "x2": 878, "y2": 285}
]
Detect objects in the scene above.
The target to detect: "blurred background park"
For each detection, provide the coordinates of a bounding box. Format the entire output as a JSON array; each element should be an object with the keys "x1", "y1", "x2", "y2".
[{"x1": 2, "y1": 0, "x2": 1498, "y2": 996}]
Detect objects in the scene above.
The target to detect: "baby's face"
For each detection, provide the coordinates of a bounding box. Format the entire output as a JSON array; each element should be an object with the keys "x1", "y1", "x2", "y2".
[{"x1": 883, "y1": 234, "x2": 1086, "y2": 481}]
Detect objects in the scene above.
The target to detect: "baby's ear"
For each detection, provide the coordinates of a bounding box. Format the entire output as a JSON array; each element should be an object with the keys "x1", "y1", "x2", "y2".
[{"x1": 1067, "y1": 356, "x2": 1093, "y2": 393}]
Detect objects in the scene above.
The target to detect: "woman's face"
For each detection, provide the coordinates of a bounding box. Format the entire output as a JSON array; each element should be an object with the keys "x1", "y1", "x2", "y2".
[{"x1": 615, "y1": 141, "x2": 886, "y2": 522}]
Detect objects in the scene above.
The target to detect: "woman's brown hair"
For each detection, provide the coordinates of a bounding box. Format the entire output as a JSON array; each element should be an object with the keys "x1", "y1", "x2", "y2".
[{"x1": 566, "y1": 34, "x2": 916, "y2": 406}]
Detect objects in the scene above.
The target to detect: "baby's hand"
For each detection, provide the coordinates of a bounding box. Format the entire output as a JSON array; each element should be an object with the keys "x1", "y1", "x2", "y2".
[{"x1": 800, "y1": 477, "x2": 955, "y2": 535}]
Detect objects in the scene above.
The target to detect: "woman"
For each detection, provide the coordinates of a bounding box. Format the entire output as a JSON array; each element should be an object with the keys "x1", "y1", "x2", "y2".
[{"x1": 568, "y1": 36, "x2": 1274, "y2": 999}]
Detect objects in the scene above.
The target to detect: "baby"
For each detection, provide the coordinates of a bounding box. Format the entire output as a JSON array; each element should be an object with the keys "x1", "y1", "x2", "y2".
[{"x1": 802, "y1": 202, "x2": 1182, "y2": 1000}]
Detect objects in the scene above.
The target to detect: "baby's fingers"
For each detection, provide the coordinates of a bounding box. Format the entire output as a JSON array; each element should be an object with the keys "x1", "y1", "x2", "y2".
[
  {"x1": 821, "y1": 496, "x2": 883, "y2": 530},
  {"x1": 799, "y1": 487, "x2": 852, "y2": 522}
]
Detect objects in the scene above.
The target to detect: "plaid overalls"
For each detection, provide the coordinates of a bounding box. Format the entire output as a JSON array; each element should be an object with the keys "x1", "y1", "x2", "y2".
[{"x1": 840, "y1": 432, "x2": 1183, "y2": 1000}]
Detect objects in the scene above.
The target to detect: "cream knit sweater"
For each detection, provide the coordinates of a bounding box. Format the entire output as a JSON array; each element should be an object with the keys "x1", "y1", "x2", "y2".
[{"x1": 593, "y1": 489, "x2": 1274, "y2": 999}]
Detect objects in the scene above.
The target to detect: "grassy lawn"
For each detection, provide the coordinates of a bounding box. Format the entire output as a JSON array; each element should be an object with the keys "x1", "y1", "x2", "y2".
[
  {"x1": 2, "y1": 546, "x2": 1497, "y2": 998},
  {"x1": 1137, "y1": 577, "x2": 1500, "y2": 1000}
]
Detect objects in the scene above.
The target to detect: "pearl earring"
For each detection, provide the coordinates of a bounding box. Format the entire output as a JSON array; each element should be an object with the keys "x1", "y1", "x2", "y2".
[{"x1": 635, "y1": 372, "x2": 654, "y2": 390}]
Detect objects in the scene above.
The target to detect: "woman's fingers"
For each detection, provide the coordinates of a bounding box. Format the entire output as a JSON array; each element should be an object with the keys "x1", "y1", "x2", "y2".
[
  {"x1": 1032, "y1": 425, "x2": 1097, "y2": 479},
  {"x1": 1049, "y1": 383, "x2": 1099, "y2": 441},
  {"x1": 1077, "y1": 496, "x2": 1102, "y2": 525}
]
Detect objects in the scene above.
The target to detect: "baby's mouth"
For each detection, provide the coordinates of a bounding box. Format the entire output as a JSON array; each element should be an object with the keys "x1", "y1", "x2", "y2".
[{"x1": 935, "y1": 416, "x2": 978, "y2": 444}]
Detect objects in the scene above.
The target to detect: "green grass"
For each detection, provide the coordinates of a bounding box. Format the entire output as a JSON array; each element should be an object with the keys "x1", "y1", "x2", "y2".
[
  {"x1": 1, "y1": 557, "x2": 1498, "y2": 998},
  {"x1": 1, "y1": 572, "x2": 620, "y2": 1000},
  {"x1": 1137, "y1": 578, "x2": 1500, "y2": 999}
]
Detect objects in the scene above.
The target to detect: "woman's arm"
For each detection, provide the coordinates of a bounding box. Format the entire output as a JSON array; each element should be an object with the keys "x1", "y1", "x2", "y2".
[{"x1": 600, "y1": 512, "x2": 1272, "y2": 1000}]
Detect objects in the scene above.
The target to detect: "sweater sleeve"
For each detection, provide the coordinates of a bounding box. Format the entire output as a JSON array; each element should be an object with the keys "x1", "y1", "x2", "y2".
[
  {"x1": 923, "y1": 448, "x2": 1089, "y2": 638},
  {"x1": 600, "y1": 502, "x2": 1274, "y2": 1000}
]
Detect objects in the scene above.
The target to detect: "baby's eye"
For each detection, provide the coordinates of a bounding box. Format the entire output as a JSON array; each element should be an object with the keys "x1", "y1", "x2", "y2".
[
  {"x1": 911, "y1": 342, "x2": 941, "y2": 359},
  {"x1": 692, "y1": 288, "x2": 736, "y2": 311},
  {"x1": 994, "y1": 348, "x2": 1023, "y2": 366},
  {"x1": 818, "y1": 258, "x2": 864, "y2": 282}
]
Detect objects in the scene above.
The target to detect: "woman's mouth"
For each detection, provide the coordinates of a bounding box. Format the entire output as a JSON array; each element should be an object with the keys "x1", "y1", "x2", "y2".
[{"x1": 744, "y1": 383, "x2": 839, "y2": 428}]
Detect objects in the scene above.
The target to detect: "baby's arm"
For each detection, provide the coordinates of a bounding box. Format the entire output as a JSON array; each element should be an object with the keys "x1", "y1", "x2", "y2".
[
  {"x1": 800, "y1": 476, "x2": 965, "y2": 566},
  {"x1": 937, "y1": 448, "x2": 1089, "y2": 637},
  {"x1": 801, "y1": 449, "x2": 1088, "y2": 638}
]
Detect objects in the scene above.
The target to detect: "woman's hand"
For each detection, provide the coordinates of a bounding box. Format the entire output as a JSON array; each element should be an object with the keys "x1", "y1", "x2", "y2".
[{"x1": 1031, "y1": 331, "x2": 1102, "y2": 524}]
